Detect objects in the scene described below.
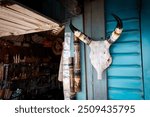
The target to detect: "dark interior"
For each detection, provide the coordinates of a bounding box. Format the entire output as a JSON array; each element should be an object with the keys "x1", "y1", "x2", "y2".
[{"x1": 0, "y1": 31, "x2": 64, "y2": 100}]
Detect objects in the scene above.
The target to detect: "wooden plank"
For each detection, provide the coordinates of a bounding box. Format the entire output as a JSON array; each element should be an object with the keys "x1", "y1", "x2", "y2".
[
  {"x1": 112, "y1": 54, "x2": 141, "y2": 65},
  {"x1": 108, "y1": 79, "x2": 143, "y2": 89},
  {"x1": 6, "y1": 4, "x2": 59, "y2": 26},
  {"x1": 109, "y1": 89, "x2": 144, "y2": 100},
  {"x1": 73, "y1": 15, "x2": 87, "y2": 100},
  {"x1": 107, "y1": 19, "x2": 139, "y2": 32},
  {"x1": 114, "y1": 31, "x2": 140, "y2": 42},
  {"x1": 84, "y1": 0, "x2": 94, "y2": 100},
  {"x1": 0, "y1": 6, "x2": 53, "y2": 29},
  {"x1": 107, "y1": 67, "x2": 142, "y2": 77},
  {"x1": 65, "y1": 15, "x2": 87, "y2": 100},
  {"x1": 111, "y1": 42, "x2": 141, "y2": 53},
  {"x1": 92, "y1": 0, "x2": 107, "y2": 100},
  {"x1": 106, "y1": 0, "x2": 144, "y2": 100}
]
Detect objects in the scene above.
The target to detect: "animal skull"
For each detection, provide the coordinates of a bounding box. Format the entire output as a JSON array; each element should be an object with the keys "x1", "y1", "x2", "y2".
[{"x1": 70, "y1": 14, "x2": 123, "y2": 80}]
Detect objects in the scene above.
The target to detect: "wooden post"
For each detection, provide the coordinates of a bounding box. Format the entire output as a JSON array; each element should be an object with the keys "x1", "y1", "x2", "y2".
[
  {"x1": 84, "y1": 0, "x2": 107, "y2": 99},
  {"x1": 73, "y1": 36, "x2": 81, "y2": 92},
  {"x1": 62, "y1": 32, "x2": 72, "y2": 100}
]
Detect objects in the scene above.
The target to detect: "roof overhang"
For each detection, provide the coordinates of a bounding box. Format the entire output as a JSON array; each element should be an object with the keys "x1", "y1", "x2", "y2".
[{"x1": 0, "y1": 0, "x2": 64, "y2": 37}]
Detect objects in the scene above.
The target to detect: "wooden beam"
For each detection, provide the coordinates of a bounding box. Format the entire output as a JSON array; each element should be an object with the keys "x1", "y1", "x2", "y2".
[
  {"x1": 84, "y1": 0, "x2": 94, "y2": 100},
  {"x1": 92, "y1": 0, "x2": 107, "y2": 100},
  {"x1": 84, "y1": 0, "x2": 107, "y2": 100}
]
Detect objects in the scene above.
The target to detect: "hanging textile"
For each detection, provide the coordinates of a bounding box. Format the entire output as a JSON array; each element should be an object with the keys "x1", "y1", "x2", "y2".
[{"x1": 58, "y1": 32, "x2": 81, "y2": 100}]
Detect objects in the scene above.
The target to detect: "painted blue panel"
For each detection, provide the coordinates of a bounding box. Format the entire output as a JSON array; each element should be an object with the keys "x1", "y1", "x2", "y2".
[
  {"x1": 106, "y1": 9, "x2": 139, "y2": 21},
  {"x1": 106, "y1": 0, "x2": 138, "y2": 10},
  {"x1": 112, "y1": 54, "x2": 141, "y2": 65},
  {"x1": 108, "y1": 79, "x2": 143, "y2": 90},
  {"x1": 106, "y1": 0, "x2": 144, "y2": 100},
  {"x1": 109, "y1": 89, "x2": 144, "y2": 100},
  {"x1": 110, "y1": 42, "x2": 141, "y2": 53},
  {"x1": 116, "y1": 31, "x2": 140, "y2": 42},
  {"x1": 107, "y1": 67, "x2": 142, "y2": 77},
  {"x1": 141, "y1": 0, "x2": 150, "y2": 99},
  {"x1": 107, "y1": 19, "x2": 139, "y2": 32}
]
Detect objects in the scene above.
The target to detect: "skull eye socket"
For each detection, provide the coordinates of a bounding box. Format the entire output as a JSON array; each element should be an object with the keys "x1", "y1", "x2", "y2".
[{"x1": 107, "y1": 58, "x2": 110, "y2": 62}]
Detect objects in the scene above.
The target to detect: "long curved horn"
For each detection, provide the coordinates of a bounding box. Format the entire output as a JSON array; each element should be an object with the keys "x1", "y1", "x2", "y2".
[
  {"x1": 108, "y1": 14, "x2": 123, "y2": 44},
  {"x1": 69, "y1": 21, "x2": 92, "y2": 45}
]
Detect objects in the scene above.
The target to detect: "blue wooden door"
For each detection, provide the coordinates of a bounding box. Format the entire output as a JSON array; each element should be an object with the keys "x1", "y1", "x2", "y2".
[{"x1": 105, "y1": 0, "x2": 144, "y2": 100}]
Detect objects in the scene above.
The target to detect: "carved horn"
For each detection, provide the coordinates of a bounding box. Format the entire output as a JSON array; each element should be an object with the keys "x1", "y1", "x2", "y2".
[
  {"x1": 69, "y1": 21, "x2": 92, "y2": 45},
  {"x1": 108, "y1": 14, "x2": 123, "y2": 44}
]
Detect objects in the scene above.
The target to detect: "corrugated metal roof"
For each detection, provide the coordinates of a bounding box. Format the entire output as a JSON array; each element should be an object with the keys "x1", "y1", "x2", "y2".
[{"x1": 0, "y1": 0, "x2": 64, "y2": 37}]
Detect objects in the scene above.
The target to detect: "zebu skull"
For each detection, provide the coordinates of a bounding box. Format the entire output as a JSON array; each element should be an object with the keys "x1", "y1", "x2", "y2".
[{"x1": 70, "y1": 14, "x2": 123, "y2": 80}]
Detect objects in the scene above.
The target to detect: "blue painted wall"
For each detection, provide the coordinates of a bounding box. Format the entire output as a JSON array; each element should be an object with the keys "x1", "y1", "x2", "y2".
[
  {"x1": 141, "y1": 0, "x2": 150, "y2": 100},
  {"x1": 105, "y1": 0, "x2": 144, "y2": 100}
]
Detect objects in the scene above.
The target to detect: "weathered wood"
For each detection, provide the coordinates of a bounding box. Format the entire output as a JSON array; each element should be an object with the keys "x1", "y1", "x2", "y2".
[
  {"x1": 64, "y1": 16, "x2": 86, "y2": 100},
  {"x1": 91, "y1": 0, "x2": 107, "y2": 100},
  {"x1": 73, "y1": 36, "x2": 81, "y2": 92},
  {"x1": 62, "y1": 32, "x2": 72, "y2": 100},
  {"x1": 84, "y1": 0, "x2": 107, "y2": 100},
  {"x1": 84, "y1": 0, "x2": 94, "y2": 100},
  {"x1": 69, "y1": 57, "x2": 75, "y2": 99}
]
